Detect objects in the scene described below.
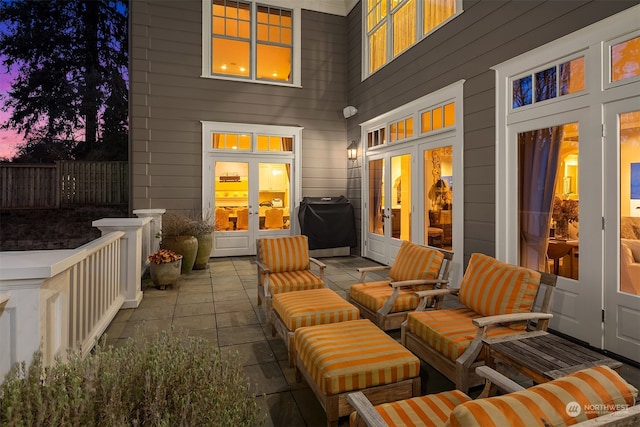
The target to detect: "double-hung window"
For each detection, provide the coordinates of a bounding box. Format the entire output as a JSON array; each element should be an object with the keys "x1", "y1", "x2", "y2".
[
  {"x1": 365, "y1": 0, "x2": 461, "y2": 77},
  {"x1": 202, "y1": 0, "x2": 301, "y2": 86}
]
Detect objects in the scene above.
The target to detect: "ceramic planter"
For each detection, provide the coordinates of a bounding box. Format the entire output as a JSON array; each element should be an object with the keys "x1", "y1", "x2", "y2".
[
  {"x1": 149, "y1": 259, "x2": 182, "y2": 289},
  {"x1": 162, "y1": 235, "x2": 198, "y2": 274},
  {"x1": 194, "y1": 232, "x2": 213, "y2": 269}
]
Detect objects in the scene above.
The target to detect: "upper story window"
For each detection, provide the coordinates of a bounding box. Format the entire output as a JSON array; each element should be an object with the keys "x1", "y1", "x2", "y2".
[
  {"x1": 202, "y1": 0, "x2": 301, "y2": 86},
  {"x1": 365, "y1": 0, "x2": 460, "y2": 77}
]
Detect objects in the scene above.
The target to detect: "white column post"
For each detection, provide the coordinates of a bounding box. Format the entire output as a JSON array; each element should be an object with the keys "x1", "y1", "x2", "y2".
[
  {"x1": 92, "y1": 218, "x2": 150, "y2": 308},
  {"x1": 133, "y1": 208, "x2": 165, "y2": 256}
]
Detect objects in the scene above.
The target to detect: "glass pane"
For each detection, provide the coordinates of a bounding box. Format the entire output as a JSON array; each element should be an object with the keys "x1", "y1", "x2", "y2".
[
  {"x1": 421, "y1": 111, "x2": 431, "y2": 132},
  {"x1": 425, "y1": 147, "x2": 452, "y2": 249},
  {"x1": 424, "y1": 0, "x2": 456, "y2": 34},
  {"x1": 369, "y1": 23, "x2": 387, "y2": 74},
  {"x1": 215, "y1": 161, "x2": 249, "y2": 231},
  {"x1": 443, "y1": 103, "x2": 455, "y2": 127},
  {"x1": 518, "y1": 123, "x2": 579, "y2": 280},
  {"x1": 391, "y1": 154, "x2": 411, "y2": 240},
  {"x1": 393, "y1": 0, "x2": 416, "y2": 56},
  {"x1": 406, "y1": 118, "x2": 413, "y2": 137},
  {"x1": 432, "y1": 107, "x2": 443, "y2": 130},
  {"x1": 389, "y1": 123, "x2": 397, "y2": 142},
  {"x1": 513, "y1": 75, "x2": 532, "y2": 108},
  {"x1": 559, "y1": 57, "x2": 585, "y2": 95},
  {"x1": 397, "y1": 120, "x2": 405, "y2": 139},
  {"x1": 535, "y1": 67, "x2": 557, "y2": 102},
  {"x1": 212, "y1": 38, "x2": 249, "y2": 76},
  {"x1": 256, "y1": 135, "x2": 292, "y2": 152},
  {"x1": 257, "y1": 44, "x2": 291, "y2": 81},
  {"x1": 369, "y1": 158, "x2": 385, "y2": 235},
  {"x1": 612, "y1": 36, "x2": 640, "y2": 82},
  {"x1": 620, "y1": 110, "x2": 640, "y2": 295},
  {"x1": 259, "y1": 163, "x2": 290, "y2": 230}
]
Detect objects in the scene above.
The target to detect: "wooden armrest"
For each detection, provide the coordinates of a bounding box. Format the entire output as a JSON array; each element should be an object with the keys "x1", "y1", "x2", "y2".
[
  {"x1": 357, "y1": 266, "x2": 391, "y2": 273},
  {"x1": 347, "y1": 391, "x2": 388, "y2": 427},
  {"x1": 0, "y1": 293, "x2": 9, "y2": 305},
  {"x1": 390, "y1": 279, "x2": 448, "y2": 288},
  {"x1": 255, "y1": 260, "x2": 271, "y2": 273},
  {"x1": 472, "y1": 312, "x2": 553, "y2": 328},
  {"x1": 414, "y1": 288, "x2": 458, "y2": 298},
  {"x1": 475, "y1": 366, "x2": 525, "y2": 394},
  {"x1": 309, "y1": 257, "x2": 327, "y2": 269}
]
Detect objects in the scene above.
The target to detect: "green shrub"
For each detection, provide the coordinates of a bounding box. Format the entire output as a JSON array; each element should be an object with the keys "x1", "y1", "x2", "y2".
[{"x1": 0, "y1": 331, "x2": 264, "y2": 426}]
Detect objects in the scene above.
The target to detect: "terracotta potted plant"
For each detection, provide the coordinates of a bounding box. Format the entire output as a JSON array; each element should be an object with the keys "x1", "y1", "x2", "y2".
[
  {"x1": 160, "y1": 213, "x2": 198, "y2": 274},
  {"x1": 148, "y1": 249, "x2": 183, "y2": 289}
]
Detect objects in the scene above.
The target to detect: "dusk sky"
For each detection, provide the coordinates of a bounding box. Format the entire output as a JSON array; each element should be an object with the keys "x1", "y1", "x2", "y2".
[{"x1": 0, "y1": 55, "x2": 20, "y2": 159}]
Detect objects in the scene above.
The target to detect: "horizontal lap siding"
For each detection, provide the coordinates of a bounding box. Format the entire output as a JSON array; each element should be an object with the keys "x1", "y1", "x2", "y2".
[
  {"x1": 346, "y1": 0, "x2": 636, "y2": 265},
  {"x1": 131, "y1": 1, "x2": 348, "y2": 211}
]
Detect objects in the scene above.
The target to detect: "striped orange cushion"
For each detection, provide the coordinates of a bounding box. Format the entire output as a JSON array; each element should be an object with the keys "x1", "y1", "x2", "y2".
[
  {"x1": 273, "y1": 288, "x2": 360, "y2": 331},
  {"x1": 268, "y1": 270, "x2": 324, "y2": 295},
  {"x1": 449, "y1": 365, "x2": 638, "y2": 427},
  {"x1": 389, "y1": 241, "x2": 444, "y2": 282},
  {"x1": 295, "y1": 319, "x2": 420, "y2": 396},
  {"x1": 349, "y1": 389, "x2": 471, "y2": 427},
  {"x1": 258, "y1": 235, "x2": 310, "y2": 273},
  {"x1": 406, "y1": 308, "x2": 517, "y2": 361},
  {"x1": 458, "y1": 253, "x2": 540, "y2": 329},
  {"x1": 349, "y1": 280, "x2": 433, "y2": 313}
]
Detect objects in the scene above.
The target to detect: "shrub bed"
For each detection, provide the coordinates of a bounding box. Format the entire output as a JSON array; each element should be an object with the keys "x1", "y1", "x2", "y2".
[{"x1": 0, "y1": 331, "x2": 263, "y2": 426}]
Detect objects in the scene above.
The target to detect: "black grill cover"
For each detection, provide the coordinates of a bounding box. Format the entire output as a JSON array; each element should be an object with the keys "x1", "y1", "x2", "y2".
[{"x1": 298, "y1": 196, "x2": 357, "y2": 250}]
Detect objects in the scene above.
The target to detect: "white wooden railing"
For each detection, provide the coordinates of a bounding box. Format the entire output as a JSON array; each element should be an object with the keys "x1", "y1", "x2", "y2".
[{"x1": 0, "y1": 209, "x2": 165, "y2": 381}]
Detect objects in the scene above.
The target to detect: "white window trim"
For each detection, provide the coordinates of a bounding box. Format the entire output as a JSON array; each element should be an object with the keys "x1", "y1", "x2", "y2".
[
  {"x1": 492, "y1": 5, "x2": 639, "y2": 265},
  {"x1": 361, "y1": 0, "x2": 463, "y2": 81},
  {"x1": 201, "y1": 0, "x2": 302, "y2": 87}
]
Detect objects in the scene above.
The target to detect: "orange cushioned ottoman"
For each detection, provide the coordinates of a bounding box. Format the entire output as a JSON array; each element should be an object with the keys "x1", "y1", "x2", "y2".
[
  {"x1": 295, "y1": 319, "x2": 420, "y2": 427},
  {"x1": 272, "y1": 288, "x2": 361, "y2": 366}
]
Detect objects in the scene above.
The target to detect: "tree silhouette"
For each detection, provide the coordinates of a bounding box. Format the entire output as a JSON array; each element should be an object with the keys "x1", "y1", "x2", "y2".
[{"x1": 0, "y1": 0, "x2": 128, "y2": 161}]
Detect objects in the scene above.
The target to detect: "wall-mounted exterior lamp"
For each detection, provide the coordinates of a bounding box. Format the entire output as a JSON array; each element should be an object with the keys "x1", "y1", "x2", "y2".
[{"x1": 347, "y1": 140, "x2": 358, "y2": 161}]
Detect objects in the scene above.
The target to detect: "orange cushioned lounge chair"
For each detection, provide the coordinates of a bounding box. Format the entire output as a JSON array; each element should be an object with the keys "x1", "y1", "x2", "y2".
[
  {"x1": 347, "y1": 240, "x2": 453, "y2": 331},
  {"x1": 256, "y1": 235, "x2": 326, "y2": 322},
  {"x1": 401, "y1": 252, "x2": 557, "y2": 392},
  {"x1": 348, "y1": 365, "x2": 639, "y2": 427}
]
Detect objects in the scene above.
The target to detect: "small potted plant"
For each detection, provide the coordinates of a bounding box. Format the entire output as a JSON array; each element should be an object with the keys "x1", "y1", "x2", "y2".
[
  {"x1": 191, "y1": 215, "x2": 214, "y2": 270},
  {"x1": 148, "y1": 249, "x2": 183, "y2": 289}
]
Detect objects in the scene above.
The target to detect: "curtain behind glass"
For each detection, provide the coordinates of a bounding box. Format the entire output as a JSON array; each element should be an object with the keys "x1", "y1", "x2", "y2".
[
  {"x1": 519, "y1": 127, "x2": 563, "y2": 271},
  {"x1": 424, "y1": 0, "x2": 455, "y2": 34}
]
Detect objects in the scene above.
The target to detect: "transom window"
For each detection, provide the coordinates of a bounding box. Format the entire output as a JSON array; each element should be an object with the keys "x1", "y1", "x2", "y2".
[
  {"x1": 511, "y1": 55, "x2": 585, "y2": 110},
  {"x1": 202, "y1": 0, "x2": 301, "y2": 86},
  {"x1": 365, "y1": 0, "x2": 460, "y2": 76},
  {"x1": 211, "y1": 132, "x2": 293, "y2": 152}
]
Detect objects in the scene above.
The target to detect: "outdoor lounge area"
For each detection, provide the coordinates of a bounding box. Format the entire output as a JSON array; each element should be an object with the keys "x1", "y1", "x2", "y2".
[{"x1": 99, "y1": 255, "x2": 640, "y2": 427}]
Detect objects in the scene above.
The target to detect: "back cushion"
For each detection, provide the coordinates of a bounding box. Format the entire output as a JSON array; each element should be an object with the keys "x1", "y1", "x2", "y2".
[
  {"x1": 258, "y1": 235, "x2": 310, "y2": 273},
  {"x1": 389, "y1": 240, "x2": 445, "y2": 282},
  {"x1": 458, "y1": 253, "x2": 540, "y2": 324},
  {"x1": 448, "y1": 365, "x2": 638, "y2": 427}
]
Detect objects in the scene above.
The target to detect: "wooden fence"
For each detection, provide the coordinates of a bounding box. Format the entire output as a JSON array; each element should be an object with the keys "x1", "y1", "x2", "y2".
[{"x1": 0, "y1": 161, "x2": 128, "y2": 209}]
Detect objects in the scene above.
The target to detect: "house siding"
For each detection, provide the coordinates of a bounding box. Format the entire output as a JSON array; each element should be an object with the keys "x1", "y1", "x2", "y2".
[
  {"x1": 345, "y1": 0, "x2": 636, "y2": 264},
  {"x1": 130, "y1": 1, "x2": 348, "y2": 212}
]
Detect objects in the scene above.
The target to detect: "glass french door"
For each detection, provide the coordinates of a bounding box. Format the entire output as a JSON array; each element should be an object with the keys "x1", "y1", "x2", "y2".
[
  {"x1": 211, "y1": 157, "x2": 292, "y2": 256},
  {"x1": 604, "y1": 99, "x2": 640, "y2": 362},
  {"x1": 365, "y1": 150, "x2": 413, "y2": 265}
]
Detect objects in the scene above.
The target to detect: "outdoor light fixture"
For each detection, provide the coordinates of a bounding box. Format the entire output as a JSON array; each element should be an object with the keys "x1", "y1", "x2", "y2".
[{"x1": 347, "y1": 140, "x2": 358, "y2": 161}]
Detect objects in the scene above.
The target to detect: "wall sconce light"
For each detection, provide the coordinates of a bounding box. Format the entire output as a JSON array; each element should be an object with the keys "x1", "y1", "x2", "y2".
[{"x1": 347, "y1": 140, "x2": 358, "y2": 161}]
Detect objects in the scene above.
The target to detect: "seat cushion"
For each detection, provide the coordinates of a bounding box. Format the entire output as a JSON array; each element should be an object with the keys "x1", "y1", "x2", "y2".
[
  {"x1": 449, "y1": 365, "x2": 638, "y2": 427},
  {"x1": 389, "y1": 240, "x2": 444, "y2": 282},
  {"x1": 406, "y1": 307, "x2": 517, "y2": 361},
  {"x1": 295, "y1": 319, "x2": 420, "y2": 396},
  {"x1": 273, "y1": 288, "x2": 360, "y2": 331},
  {"x1": 349, "y1": 389, "x2": 471, "y2": 427},
  {"x1": 258, "y1": 235, "x2": 310, "y2": 273},
  {"x1": 349, "y1": 280, "x2": 432, "y2": 313},
  {"x1": 458, "y1": 253, "x2": 540, "y2": 329},
  {"x1": 268, "y1": 270, "x2": 324, "y2": 295}
]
